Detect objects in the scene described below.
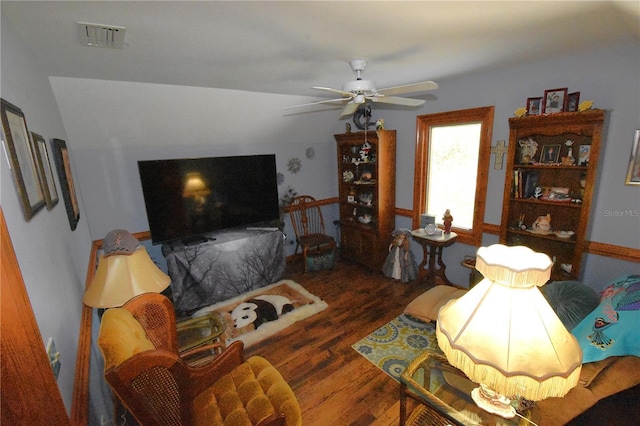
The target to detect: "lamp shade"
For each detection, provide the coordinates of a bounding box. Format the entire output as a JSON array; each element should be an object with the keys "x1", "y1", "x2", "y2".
[
  {"x1": 83, "y1": 230, "x2": 171, "y2": 308},
  {"x1": 436, "y1": 244, "x2": 582, "y2": 401}
]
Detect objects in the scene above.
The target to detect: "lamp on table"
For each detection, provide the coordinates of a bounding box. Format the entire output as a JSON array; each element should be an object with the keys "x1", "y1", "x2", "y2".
[{"x1": 436, "y1": 244, "x2": 582, "y2": 419}]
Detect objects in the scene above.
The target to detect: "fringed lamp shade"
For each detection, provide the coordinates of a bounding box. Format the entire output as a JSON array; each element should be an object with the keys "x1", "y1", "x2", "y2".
[
  {"x1": 436, "y1": 244, "x2": 582, "y2": 402},
  {"x1": 83, "y1": 229, "x2": 171, "y2": 308}
]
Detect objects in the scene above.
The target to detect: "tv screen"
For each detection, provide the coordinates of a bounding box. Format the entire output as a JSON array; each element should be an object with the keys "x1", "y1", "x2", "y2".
[{"x1": 138, "y1": 154, "x2": 280, "y2": 245}]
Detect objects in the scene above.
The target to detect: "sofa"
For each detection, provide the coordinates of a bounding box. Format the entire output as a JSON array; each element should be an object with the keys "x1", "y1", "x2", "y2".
[{"x1": 404, "y1": 275, "x2": 640, "y2": 425}]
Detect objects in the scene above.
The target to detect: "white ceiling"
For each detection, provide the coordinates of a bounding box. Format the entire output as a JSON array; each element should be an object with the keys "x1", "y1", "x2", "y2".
[{"x1": 2, "y1": 1, "x2": 639, "y2": 102}]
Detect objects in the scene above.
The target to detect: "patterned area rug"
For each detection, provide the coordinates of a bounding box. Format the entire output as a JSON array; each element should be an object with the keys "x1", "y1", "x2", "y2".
[
  {"x1": 192, "y1": 279, "x2": 327, "y2": 348},
  {"x1": 352, "y1": 313, "x2": 441, "y2": 381}
]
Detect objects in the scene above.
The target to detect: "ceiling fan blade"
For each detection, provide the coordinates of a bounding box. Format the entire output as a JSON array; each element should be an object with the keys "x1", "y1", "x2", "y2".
[
  {"x1": 283, "y1": 98, "x2": 349, "y2": 110},
  {"x1": 313, "y1": 86, "x2": 355, "y2": 98},
  {"x1": 377, "y1": 81, "x2": 439, "y2": 96},
  {"x1": 340, "y1": 102, "x2": 360, "y2": 118},
  {"x1": 371, "y1": 96, "x2": 426, "y2": 107}
]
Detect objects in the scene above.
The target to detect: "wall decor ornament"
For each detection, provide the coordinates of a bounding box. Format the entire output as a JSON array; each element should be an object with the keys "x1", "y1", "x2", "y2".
[
  {"x1": 305, "y1": 147, "x2": 315, "y2": 159},
  {"x1": 287, "y1": 157, "x2": 301, "y2": 174},
  {"x1": 52, "y1": 138, "x2": 80, "y2": 230},
  {"x1": 31, "y1": 132, "x2": 59, "y2": 210},
  {"x1": 0, "y1": 98, "x2": 45, "y2": 220}
]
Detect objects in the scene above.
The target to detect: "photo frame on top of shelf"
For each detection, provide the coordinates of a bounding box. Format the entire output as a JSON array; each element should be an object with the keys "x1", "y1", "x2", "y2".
[
  {"x1": 526, "y1": 97, "x2": 542, "y2": 116},
  {"x1": 542, "y1": 87, "x2": 568, "y2": 114},
  {"x1": 0, "y1": 98, "x2": 46, "y2": 221},
  {"x1": 52, "y1": 138, "x2": 80, "y2": 230},
  {"x1": 566, "y1": 92, "x2": 580, "y2": 112},
  {"x1": 625, "y1": 129, "x2": 640, "y2": 186},
  {"x1": 31, "y1": 132, "x2": 59, "y2": 210},
  {"x1": 540, "y1": 144, "x2": 561, "y2": 164},
  {"x1": 578, "y1": 144, "x2": 591, "y2": 166}
]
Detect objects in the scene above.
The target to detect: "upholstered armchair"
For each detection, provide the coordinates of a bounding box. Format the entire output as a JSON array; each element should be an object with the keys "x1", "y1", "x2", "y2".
[{"x1": 98, "y1": 293, "x2": 302, "y2": 426}]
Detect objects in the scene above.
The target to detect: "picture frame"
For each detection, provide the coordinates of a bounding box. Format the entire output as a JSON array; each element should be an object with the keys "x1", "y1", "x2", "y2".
[
  {"x1": 526, "y1": 97, "x2": 542, "y2": 116},
  {"x1": 0, "y1": 98, "x2": 46, "y2": 220},
  {"x1": 31, "y1": 132, "x2": 59, "y2": 210},
  {"x1": 566, "y1": 92, "x2": 580, "y2": 112},
  {"x1": 540, "y1": 144, "x2": 561, "y2": 164},
  {"x1": 578, "y1": 144, "x2": 591, "y2": 166},
  {"x1": 52, "y1": 138, "x2": 80, "y2": 230},
  {"x1": 542, "y1": 87, "x2": 568, "y2": 114},
  {"x1": 625, "y1": 129, "x2": 640, "y2": 186}
]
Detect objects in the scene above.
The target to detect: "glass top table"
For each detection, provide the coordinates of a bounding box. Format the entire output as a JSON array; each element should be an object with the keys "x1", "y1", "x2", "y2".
[{"x1": 400, "y1": 350, "x2": 540, "y2": 426}]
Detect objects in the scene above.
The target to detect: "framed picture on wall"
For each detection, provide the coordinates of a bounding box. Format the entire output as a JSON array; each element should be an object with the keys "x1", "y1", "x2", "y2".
[
  {"x1": 52, "y1": 138, "x2": 80, "y2": 230},
  {"x1": 542, "y1": 88, "x2": 568, "y2": 114},
  {"x1": 0, "y1": 98, "x2": 46, "y2": 220},
  {"x1": 31, "y1": 132, "x2": 59, "y2": 210},
  {"x1": 625, "y1": 129, "x2": 640, "y2": 186}
]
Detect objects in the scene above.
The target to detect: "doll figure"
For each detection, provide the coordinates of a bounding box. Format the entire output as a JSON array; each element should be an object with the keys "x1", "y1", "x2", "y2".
[
  {"x1": 382, "y1": 229, "x2": 418, "y2": 282},
  {"x1": 443, "y1": 209, "x2": 453, "y2": 234}
]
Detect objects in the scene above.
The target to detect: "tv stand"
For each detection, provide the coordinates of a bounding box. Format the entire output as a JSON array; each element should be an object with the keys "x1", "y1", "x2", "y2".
[{"x1": 162, "y1": 228, "x2": 285, "y2": 314}]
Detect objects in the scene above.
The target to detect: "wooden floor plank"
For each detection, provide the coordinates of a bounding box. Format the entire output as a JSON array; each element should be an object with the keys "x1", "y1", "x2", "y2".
[{"x1": 244, "y1": 258, "x2": 436, "y2": 425}]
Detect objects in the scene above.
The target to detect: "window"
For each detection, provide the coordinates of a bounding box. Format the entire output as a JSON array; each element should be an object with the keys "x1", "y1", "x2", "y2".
[{"x1": 412, "y1": 106, "x2": 494, "y2": 246}]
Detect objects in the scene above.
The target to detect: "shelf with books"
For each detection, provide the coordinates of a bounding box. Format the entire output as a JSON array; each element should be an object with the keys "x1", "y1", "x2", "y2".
[{"x1": 500, "y1": 110, "x2": 609, "y2": 280}]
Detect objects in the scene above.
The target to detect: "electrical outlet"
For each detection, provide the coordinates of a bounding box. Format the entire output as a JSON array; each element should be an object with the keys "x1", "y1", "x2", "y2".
[{"x1": 46, "y1": 338, "x2": 61, "y2": 379}]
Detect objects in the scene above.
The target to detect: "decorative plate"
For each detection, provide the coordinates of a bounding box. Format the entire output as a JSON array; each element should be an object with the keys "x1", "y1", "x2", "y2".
[{"x1": 555, "y1": 231, "x2": 575, "y2": 238}]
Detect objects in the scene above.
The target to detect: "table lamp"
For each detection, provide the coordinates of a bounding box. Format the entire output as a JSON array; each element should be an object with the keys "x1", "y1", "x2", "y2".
[
  {"x1": 83, "y1": 229, "x2": 171, "y2": 308},
  {"x1": 436, "y1": 244, "x2": 582, "y2": 419}
]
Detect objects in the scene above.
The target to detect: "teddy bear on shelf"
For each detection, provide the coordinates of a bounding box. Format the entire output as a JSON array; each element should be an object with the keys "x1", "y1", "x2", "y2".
[{"x1": 382, "y1": 229, "x2": 418, "y2": 283}]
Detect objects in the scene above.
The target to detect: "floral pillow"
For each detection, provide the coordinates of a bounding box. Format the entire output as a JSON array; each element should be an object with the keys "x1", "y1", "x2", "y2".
[{"x1": 571, "y1": 275, "x2": 640, "y2": 363}]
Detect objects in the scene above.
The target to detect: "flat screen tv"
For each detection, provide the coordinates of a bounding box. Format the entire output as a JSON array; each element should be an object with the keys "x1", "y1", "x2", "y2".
[{"x1": 138, "y1": 154, "x2": 280, "y2": 245}]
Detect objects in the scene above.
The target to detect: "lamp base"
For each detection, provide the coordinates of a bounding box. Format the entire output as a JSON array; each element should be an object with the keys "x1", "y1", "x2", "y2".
[{"x1": 471, "y1": 385, "x2": 516, "y2": 419}]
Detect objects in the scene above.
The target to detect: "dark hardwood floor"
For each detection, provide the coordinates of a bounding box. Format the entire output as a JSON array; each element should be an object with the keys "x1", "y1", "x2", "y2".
[{"x1": 244, "y1": 258, "x2": 436, "y2": 426}]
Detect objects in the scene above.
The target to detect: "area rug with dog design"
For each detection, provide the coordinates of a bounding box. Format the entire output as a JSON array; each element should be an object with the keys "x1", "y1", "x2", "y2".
[
  {"x1": 192, "y1": 279, "x2": 328, "y2": 348},
  {"x1": 352, "y1": 313, "x2": 442, "y2": 381}
]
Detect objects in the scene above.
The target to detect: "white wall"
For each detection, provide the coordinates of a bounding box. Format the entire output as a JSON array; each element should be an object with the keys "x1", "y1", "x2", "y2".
[{"x1": 0, "y1": 14, "x2": 93, "y2": 412}]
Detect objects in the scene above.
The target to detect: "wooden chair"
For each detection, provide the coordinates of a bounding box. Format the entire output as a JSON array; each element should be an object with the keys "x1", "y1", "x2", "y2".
[
  {"x1": 98, "y1": 293, "x2": 302, "y2": 426},
  {"x1": 288, "y1": 195, "x2": 336, "y2": 273}
]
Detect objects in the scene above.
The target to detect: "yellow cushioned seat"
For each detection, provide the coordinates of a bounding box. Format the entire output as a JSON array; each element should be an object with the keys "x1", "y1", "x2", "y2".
[
  {"x1": 194, "y1": 356, "x2": 301, "y2": 426},
  {"x1": 98, "y1": 293, "x2": 301, "y2": 426}
]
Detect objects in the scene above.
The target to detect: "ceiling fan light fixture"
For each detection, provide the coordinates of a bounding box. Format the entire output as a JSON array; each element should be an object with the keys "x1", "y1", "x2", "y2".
[
  {"x1": 353, "y1": 94, "x2": 366, "y2": 104},
  {"x1": 342, "y1": 79, "x2": 376, "y2": 94}
]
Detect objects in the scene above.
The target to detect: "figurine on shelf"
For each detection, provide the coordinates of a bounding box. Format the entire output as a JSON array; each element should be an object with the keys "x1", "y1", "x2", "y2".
[
  {"x1": 376, "y1": 119, "x2": 385, "y2": 130},
  {"x1": 532, "y1": 214, "x2": 552, "y2": 233},
  {"x1": 359, "y1": 141, "x2": 372, "y2": 162},
  {"x1": 443, "y1": 209, "x2": 453, "y2": 234}
]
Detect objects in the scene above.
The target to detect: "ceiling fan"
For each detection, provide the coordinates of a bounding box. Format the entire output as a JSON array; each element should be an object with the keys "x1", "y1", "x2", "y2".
[{"x1": 285, "y1": 59, "x2": 438, "y2": 118}]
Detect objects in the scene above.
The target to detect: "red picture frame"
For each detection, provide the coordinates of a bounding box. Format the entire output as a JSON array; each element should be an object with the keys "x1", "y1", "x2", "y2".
[
  {"x1": 566, "y1": 92, "x2": 580, "y2": 112},
  {"x1": 526, "y1": 97, "x2": 543, "y2": 116},
  {"x1": 542, "y1": 88, "x2": 568, "y2": 114}
]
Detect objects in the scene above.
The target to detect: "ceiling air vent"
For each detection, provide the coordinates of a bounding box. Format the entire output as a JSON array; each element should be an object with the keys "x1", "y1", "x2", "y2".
[{"x1": 78, "y1": 22, "x2": 126, "y2": 48}]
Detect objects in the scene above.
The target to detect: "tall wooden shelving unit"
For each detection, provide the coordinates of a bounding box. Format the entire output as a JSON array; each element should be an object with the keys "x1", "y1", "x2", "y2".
[
  {"x1": 335, "y1": 129, "x2": 396, "y2": 270},
  {"x1": 500, "y1": 110, "x2": 609, "y2": 280}
]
